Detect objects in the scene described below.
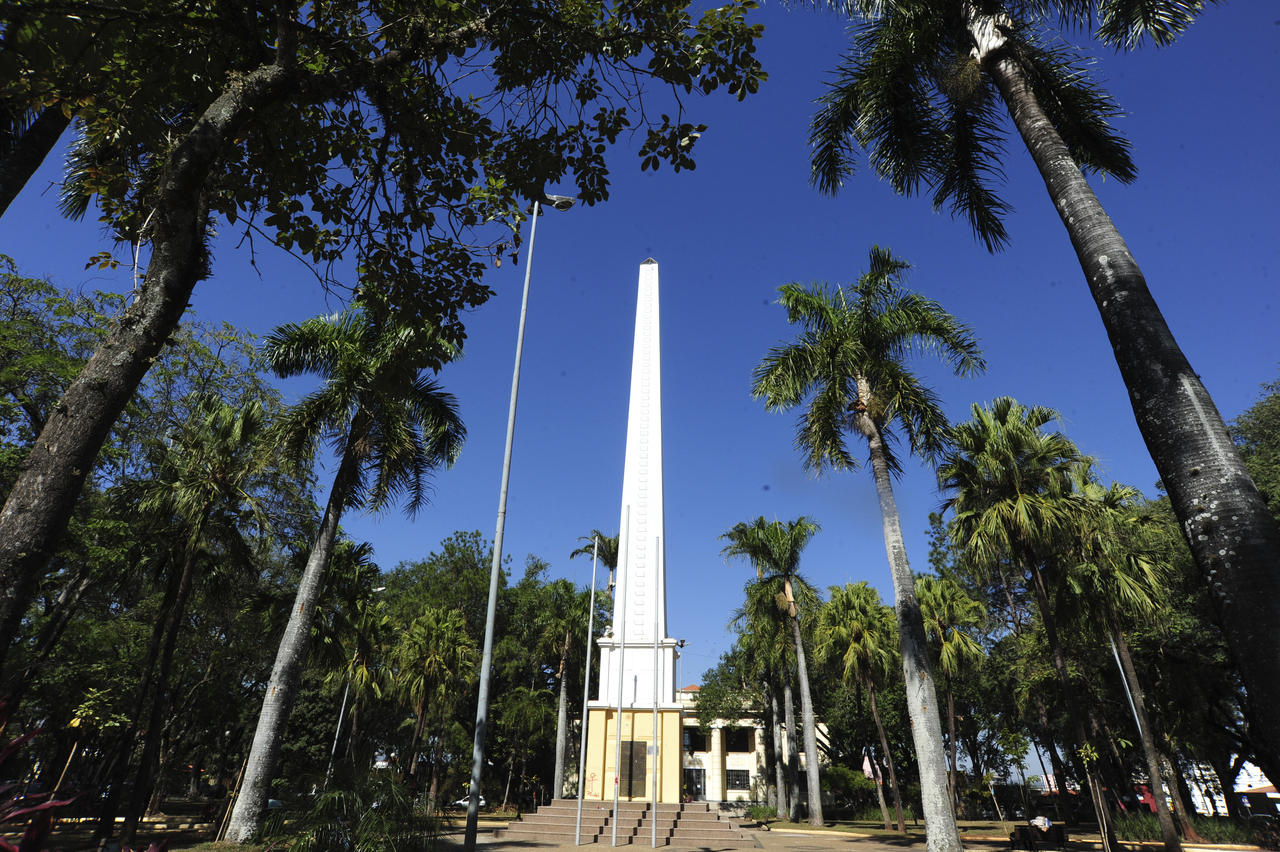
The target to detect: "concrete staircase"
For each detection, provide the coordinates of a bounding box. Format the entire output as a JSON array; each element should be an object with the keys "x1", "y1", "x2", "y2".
[{"x1": 496, "y1": 800, "x2": 758, "y2": 848}]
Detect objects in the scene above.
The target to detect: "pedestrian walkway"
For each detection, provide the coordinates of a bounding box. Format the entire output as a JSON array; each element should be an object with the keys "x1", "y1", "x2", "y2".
[{"x1": 437, "y1": 824, "x2": 947, "y2": 852}]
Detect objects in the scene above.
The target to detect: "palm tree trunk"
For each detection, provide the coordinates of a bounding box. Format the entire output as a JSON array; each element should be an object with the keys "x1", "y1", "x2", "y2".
[
  {"x1": 1026, "y1": 562, "x2": 1116, "y2": 851},
  {"x1": 782, "y1": 675, "x2": 801, "y2": 821},
  {"x1": 553, "y1": 633, "x2": 570, "y2": 798},
  {"x1": 982, "y1": 37, "x2": 1280, "y2": 773},
  {"x1": 124, "y1": 534, "x2": 204, "y2": 847},
  {"x1": 0, "y1": 60, "x2": 302, "y2": 681},
  {"x1": 1032, "y1": 707, "x2": 1069, "y2": 823},
  {"x1": 408, "y1": 705, "x2": 428, "y2": 779},
  {"x1": 868, "y1": 684, "x2": 905, "y2": 832},
  {"x1": 0, "y1": 105, "x2": 71, "y2": 218},
  {"x1": 859, "y1": 406, "x2": 962, "y2": 852},
  {"x1": 770, "y1": 684, "x2": 788, "y2": 819},
  {"x1": 787, "y1": 605, "x2": 824, "y2": 826},
  {"x1": 873, "y1": 763, "x2": 892, "y2": 831},
  {"x1": 1109, "y1": 622, "x2": 1180, "y2": 852},
  {"x1": 427, "y1": 740, "x2": 443, "y2": 814},
  {"x1": 224, "y1": 438, "x2": 359, "y2": 843},
  {"x1": 94, "y1": 554, "x2": 178, "y2": 842},
  {"x1": 1161, "y1": 753, "x2": 1206, "y2": 843},
  {"x1": 946, "y1": 682, "x2": 959, "y2": 810}
]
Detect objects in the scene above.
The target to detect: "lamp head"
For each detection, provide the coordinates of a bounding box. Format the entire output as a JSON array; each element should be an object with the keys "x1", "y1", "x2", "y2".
[{"x1": 542, "y1": 194, "x2": 576, "y2": 211}]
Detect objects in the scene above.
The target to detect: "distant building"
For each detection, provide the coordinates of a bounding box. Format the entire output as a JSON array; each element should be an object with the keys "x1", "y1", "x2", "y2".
[{"x1": 675, "y1": 684, "x2": 826, "y2": 806}]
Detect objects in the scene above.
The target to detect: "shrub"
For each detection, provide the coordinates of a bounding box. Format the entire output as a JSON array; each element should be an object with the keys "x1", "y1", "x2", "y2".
[
  {"x1": 0, "y1": 701, "x2": 75, "y2": 852},
  {"x1": 261, "y1": 771, "x2": 440, "y2": 852}
]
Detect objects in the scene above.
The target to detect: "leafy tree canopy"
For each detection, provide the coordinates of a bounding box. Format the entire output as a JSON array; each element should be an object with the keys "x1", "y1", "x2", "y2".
[
  {"x1": 3, "y1": 0, "x2": 767, "y2": 333},
  {"x1": 1231, "y1": 372, "x2": 1280, "y2": 521}
]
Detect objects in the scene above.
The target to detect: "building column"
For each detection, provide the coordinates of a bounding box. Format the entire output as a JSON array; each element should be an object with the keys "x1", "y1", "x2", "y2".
[{"x1": 709, "y1": 725, "x2": 725, "y2": 803}]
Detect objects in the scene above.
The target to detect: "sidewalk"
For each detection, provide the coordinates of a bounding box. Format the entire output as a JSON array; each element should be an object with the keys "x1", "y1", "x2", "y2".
[{"x1": 437, "y1": 824, "x2": 1266, "y2": 852}]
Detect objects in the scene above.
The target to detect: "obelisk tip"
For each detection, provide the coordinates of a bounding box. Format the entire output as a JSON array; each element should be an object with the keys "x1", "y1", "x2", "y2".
[{"x1": 641, "y1": 257, "x2": 657, "y2": 265}]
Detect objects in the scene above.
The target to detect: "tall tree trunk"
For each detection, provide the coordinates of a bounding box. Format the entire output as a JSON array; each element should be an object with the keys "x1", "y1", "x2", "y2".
[
  {"x1": 946, "y1": 682, "x2": 959, "y2": 810},
  {"x1": 858, "y1": 401, "x2": 962, "y2": 852},
  {"x1": 408, "y1": 704, "x2": 428, "y2": 779},
  {"x1": 3, "y1": 563, "x2": 95, "y2": 707},
  {"x1": 872, "y1": 760, "x2": 893, "y2": 831},
  {"x1": 1032, "y1": 735, "x2": 1064, "y2": 824},
  {"x1": 124, "y1": 534, "x2": 203, "y2": 846},
  {"x1": 1109, "y1": 623, "x2": 1180, "y2": 852},
  {"x1": 427, "y1": 740, "x2": 443, "y2": 815},
  {"x1": 770, "y1": 684, "x2": 788, "y2": 819},
  {"x1": 0, "y1": 60, "x2": 301, "y2": 683},
  {"x1": 95, "y1": 553, "x2": 180, "y2": 842},
  {"x1": 552, "y1": 633, "x2": 570, "y2": 798},
  {"x1": 785, "y1": 590, "x2": 824, "y2": 826},
  {"x1": 782, "y1": 675, "x2": 800, "y2": 821},
  {"x1": 502, "y1": 756, "x2": 514, "y2": 810},
  {"x1": 0, "y1": 105, "x2": 71, "y2": 218},
  {"x1": 1164, "y1": 754, "x2": 1205, "y2": 842},
  {"x1": 869, "y1": 683, "x2": 905, "y2": 832},
  {"x1": 224, "y1": 439, "x2": 358, "y2": 843},
  {"x1": 981, "y1": 31, "x2": 1280, "y2": 775},
  {"x1": 1207, "y1": 752, "x2": 1244, "y2": 821},
  {"x1": 1026, "y1": 562, "x2": 1116, "y2": 851},
  {"x1": 1033, "y1": 708, "x2": 1071, "y2": 823}
]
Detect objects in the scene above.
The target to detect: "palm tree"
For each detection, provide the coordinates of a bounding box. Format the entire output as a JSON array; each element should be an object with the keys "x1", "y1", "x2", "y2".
[
  {"x1": 739, "y1": 612, "x2": 790, "y2": 818},
  {"x1": 721, "y1": 516, "x2": 824, "y2": 825},
  {"x1": 752, "y1": 247, "x2": 982, "y2": 849},
  {"x1": 225, "y1": 306, "x2": 464, "y2": 843},
  {"x1": 114, "y1": 396, "x2": 270, "y2": 846},
  {"x1": 809, "y1": 0, "x2": 1280, "y2": 760},
  {"x1": 495, "y1": 685, "x2": 554, "y2": 810},
  {"x1": 535, "y1": 578, "x2": 592, "y2": 799},
  {"x1": 1064, "y1": 476, "x2": 1184, "y2": 851},
  {"x1": 937, "y1": 398, "x2": 1117, "y2": 848},
  {"x1": 570, "y1": 531, "x2": 619, "y2": 598},
  {"x1": 816, "y1": 582, "x2": 905, "y2": 832},
  {"x1": 916, "y1": 574, "x2": 984, "y2": 810},
  {"x1": 736, "y1": 574, "x2": 819, "y2": 820},
  {"x1": 390, "y1": 606, "x2": 477, "y2": 811}
]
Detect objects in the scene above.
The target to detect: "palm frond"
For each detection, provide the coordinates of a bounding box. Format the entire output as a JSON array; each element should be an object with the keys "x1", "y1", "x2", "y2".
[
  {"x1": 1012, "y1": 33, "x2": 1137, "y2": 182},
  {"x1": 933, "y1": 59, "x2": 1012, "y2": 251},
  {"x1": 1096, "y1": 0, "x2": 1209, "y2": 48}
]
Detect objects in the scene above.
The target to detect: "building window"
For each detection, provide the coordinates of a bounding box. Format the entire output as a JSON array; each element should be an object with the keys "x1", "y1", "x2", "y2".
[
  {"x1": 683, "y1": 728, "x2": 709, "y2": 753},
  {"x1": 724, "y1": 727, "x2": 754, "y2": 753},
  {"x1": 726, "y1": 770, "x2": 751, "y2": 790}
]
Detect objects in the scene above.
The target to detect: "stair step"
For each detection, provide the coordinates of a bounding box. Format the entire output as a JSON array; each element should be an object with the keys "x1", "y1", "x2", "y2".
[{"x1": 498, "y1": 800, "x2": 758, "y2": 849}]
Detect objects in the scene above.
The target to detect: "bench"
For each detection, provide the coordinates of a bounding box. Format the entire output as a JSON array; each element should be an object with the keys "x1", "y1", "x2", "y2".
[{"x1": 1009, "y1": 824, "x2": 1068, "y2": 850}]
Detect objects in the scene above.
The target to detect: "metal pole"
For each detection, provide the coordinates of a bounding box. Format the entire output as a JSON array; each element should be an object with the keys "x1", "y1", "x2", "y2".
[
  {"x1": 324, "y1": 664, "x2": 354, "y2": 789},
  {"x1": 651, "y1": 535, "x2": 660, "y2": 848},
  {"x1": 1108, "y1": 635, "x2": 1143, "y2": 739},
  {"x1": 464, "y1": 201, "x2": 542, "y2": 852},
  {"x1": 613, "y1": 506, "x2": 630, "y2": 847},
  {"x1": 576, "y1": 536, "x2": 600, "y2": 845}
]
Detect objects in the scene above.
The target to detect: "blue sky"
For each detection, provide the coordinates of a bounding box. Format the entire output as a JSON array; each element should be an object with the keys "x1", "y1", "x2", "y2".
[{"x1": 2, "y1": 2, "x2": 1277, "y2": 687}]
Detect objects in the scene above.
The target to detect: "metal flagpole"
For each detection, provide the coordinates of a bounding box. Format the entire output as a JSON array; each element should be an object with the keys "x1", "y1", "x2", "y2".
[
  {"x1": 612, "y1": 506, "x2": 630, "y2": 847},
  {"x1": 1108, "y1": 635, "x2": 1143, "y2": 739},
  {"x1": 575, "y1": 536, "x2": 600, "y2": 845},
  {"x1": 651, "y1": 536, "x2": 660, "y2": 848}
]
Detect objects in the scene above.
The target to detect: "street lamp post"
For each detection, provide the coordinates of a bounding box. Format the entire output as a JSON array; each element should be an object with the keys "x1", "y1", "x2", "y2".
[{"x1": 464, "y1": 195, "x2": 574, "y2": 851}]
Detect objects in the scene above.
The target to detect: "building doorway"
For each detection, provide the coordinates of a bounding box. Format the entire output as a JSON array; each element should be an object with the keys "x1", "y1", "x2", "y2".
[
  {"x1": 621, "y1": 741, "x2": 646, "y2": 798},
  {"x1": 683, "y1": 768, "x2": 706, "y2": 802}
]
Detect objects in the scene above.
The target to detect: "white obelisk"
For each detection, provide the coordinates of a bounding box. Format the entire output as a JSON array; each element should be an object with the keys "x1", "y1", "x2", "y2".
[{"x1": 583, "y1": 259, "x2": 681, "y2": 804}]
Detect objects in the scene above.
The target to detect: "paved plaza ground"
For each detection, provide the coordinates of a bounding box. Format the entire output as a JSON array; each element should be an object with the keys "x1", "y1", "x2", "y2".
[
  {"x1": 437, "y1": 822, "x2": 1264, "y2": 852},
  {"x1": 13, "y1": 811, "x2": 1265, "y2": 852}
]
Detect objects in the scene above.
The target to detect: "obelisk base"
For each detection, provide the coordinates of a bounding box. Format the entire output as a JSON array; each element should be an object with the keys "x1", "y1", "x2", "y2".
[{"x1": 582, "y1": 706, "x2": 682, "y2": 803}]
